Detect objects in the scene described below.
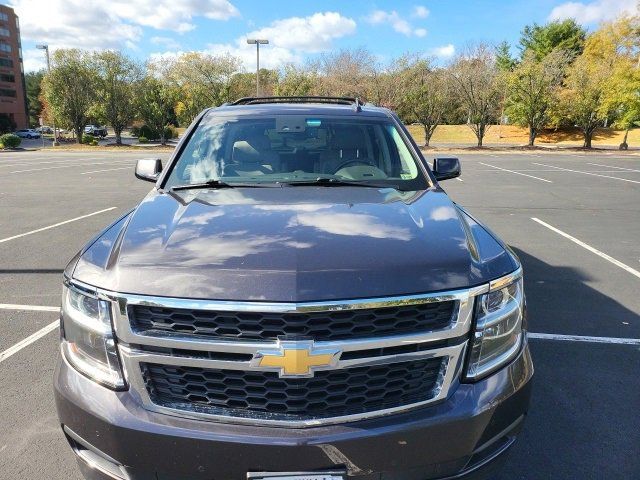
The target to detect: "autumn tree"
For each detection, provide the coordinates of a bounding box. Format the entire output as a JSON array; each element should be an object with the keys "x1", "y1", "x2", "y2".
[
  {"x1": 397, "y1": 59, "x2": 450, "y2": 147},
  {"x1": 312, "y1": 48, "x2": 376, "y2": 99},
  {"x1": 136, "y1": 72, "x2": 178, "y2": 145},
  {"x1": 505, "y1": 49, "x2": 569, "y2": 145},
  {"x1": 162, "y1": 52, "x2": 243, "y2": 125},
  {"x1": 93, "y1": 51, "x2": 143, "y2": 145},
  {"x1": 449, "y1": 44, "x2": 502, "y2": 147},
  {"x1": 41, "y1": 49, "x2": 97, "y2": 143},
  {"x1": 274, "y1": 64, "x2": 316, "y2": 96},
  {"x1": 587, "y1": 15, "x2": 640, "y2": 149},
  {"x1": 25, "y1": 71, "x2": 45, "y2": 127}
]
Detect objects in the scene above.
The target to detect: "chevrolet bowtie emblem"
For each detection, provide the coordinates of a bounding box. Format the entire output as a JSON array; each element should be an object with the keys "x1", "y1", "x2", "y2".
[{"x1": 252, "y1": 341, "x2": 340, "y2": 378}]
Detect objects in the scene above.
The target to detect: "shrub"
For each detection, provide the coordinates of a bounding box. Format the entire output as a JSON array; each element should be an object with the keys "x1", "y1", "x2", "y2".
[
  {"x1": 163, "y1": 125, "x2": 177, "y2": 139},
  {"x1": 138, "y1": 135, "x2": 148, "y2": 143},
  {"x1": 130, "y1": 125, "x2": 141, "y2": 137},
  {"x1": 0, "y1": 133, "x2": 21, "y2": 148},
  {"x1": 91, "y1": 139, "x2": 98, "y2": 146},
  {"x1": 82, "y1": 134, "x2": 95, "y2": 145}
]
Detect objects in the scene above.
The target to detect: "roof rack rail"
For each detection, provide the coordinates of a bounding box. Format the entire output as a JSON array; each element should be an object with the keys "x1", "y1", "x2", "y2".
[{"x1": 230, "y1": 96, "x2": 365, "y2": 111}]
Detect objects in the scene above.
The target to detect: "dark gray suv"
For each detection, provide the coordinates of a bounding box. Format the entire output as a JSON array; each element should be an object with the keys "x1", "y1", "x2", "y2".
[{"x1": 55, "y1": 97, "x2": 532, "y2": 480}]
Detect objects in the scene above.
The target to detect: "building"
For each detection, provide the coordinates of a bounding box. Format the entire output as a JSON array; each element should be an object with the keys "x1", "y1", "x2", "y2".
[{"x1": 0, "y1": 4, "x2": 27, "y2": 129}]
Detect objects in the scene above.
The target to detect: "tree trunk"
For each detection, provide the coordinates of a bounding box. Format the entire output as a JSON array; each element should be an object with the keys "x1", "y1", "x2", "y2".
[
  {"x1": 75, "y1": 127, "x2": 83, "y2": 144},
  {"x1": 528, "y1": 127, "x2": 536, "y2": 146},
  {"x1": 619, "y1": 128, "x2": 629, "y2": 150},
  {"x1": 583, "y1": 129, "x2": 592, "y2": 148},
  {"x1": 477, "y1": 124, "x2": 484, "y2": 147},
  {"x1": 423, "y1": 125, "x2": 430, "y2": 147},
  {"x1": 114, "y1": 127, "x2": 122, "y2": 145}
]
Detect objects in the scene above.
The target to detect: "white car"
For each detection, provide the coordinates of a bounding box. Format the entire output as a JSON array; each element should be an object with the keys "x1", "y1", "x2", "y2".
[{"x1": 14, "y1": 129, "x2": 41, "y2": 139}]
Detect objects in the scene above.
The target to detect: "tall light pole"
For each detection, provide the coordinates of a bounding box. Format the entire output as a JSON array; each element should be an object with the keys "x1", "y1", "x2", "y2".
[
  {"x1": 246, "y1": 39, "x2": 268, "y2": 96},
  {"x1": 36, "y1": 44, "x2": 57, "y2": 146}
]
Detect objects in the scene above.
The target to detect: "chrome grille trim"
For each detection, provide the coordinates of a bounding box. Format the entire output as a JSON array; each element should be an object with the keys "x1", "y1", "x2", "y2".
[{"x1": 67, "y1": 279, "x2": 490, "y2": 427}]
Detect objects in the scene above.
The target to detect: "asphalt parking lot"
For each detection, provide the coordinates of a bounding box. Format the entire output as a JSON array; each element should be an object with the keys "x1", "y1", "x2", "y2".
[{"x1": 0, "y1": 149, "x2": 639, "y2": 479}]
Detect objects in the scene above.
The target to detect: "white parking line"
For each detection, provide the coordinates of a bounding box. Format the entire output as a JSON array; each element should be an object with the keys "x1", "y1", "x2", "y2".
[
  {"x1": 0, "y1": 207, "x2": 117, "y2": 244},
  {"x1": 478, "y1": 162, "x2": 553, "y2": 183},
  {"x1": 531, "y1": 217, "x2": 640, "y2": 280},
  {"x1": 0, "y1": 321, "x2": 59, "y2": 363},
  {"x1": 587, "y1": 162, "x2": 640, "y2": 172},
  {"x1": 533, "y1": 163, "x2": 640, "y2": 184},
  {"x1": 8, "y1": 161, "x2": 129, "y2": 174},
  {"x1": 529, "y1": 332, "x2": 640, "y2": 345},
  {"x1": 0, "y1": 304, "x2": 59, "y2": 312},
  {"x1": 81, "y1": 166, "x2": 131, "y2": 175}
]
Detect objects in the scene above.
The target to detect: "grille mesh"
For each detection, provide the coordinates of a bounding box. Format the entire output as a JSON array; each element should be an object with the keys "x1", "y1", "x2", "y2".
[
  {"x1": 142, "y1": 357, "x2": 445, "y2": 421},
  {"x1": 130, "y1": 301, "x2": 456, "y2": 342}
]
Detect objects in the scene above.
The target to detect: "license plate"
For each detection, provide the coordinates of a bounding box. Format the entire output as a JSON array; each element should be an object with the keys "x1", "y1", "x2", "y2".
[{"x1": 247, "y1": 472, "x2": 344, "y2": 480}]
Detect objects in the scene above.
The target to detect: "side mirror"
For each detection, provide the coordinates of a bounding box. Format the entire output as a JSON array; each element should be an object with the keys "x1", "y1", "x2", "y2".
[
  {"x1": 135, "y1": 158, "x2": 163, "y2": 183},
  {"x1": 432, "y1": 157, "x2": 461, "y2": 181}
]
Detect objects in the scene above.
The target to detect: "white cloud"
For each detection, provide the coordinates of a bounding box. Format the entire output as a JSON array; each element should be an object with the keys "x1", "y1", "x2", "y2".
[
  {"x1": 150, "y1": 36, "x2": 181, "y2": 51},
  {"x1": 430, "y1": 44, "x2": 456, "y2": 58},
  {"x1": 153, "y1": 11, "x2": 356, "y2": 70},
  {"x1": 366, "y1": 9, "x2": 426, "y2": 37},
  {"x1": 242, "y1": 12, "x2": 356, "y2": 52},
  {"x1": 22, "y1": 49, "x2": 48, "y2": 72},
  {"x1": 548, "y1": 0, "x2": 637, "y2": 24},
  {"x1": 413, "y1": 6, "x2": 430, "y2": 18},
  {"x1": 9, "y1": 0, "x2": 239, "y2": 52}
]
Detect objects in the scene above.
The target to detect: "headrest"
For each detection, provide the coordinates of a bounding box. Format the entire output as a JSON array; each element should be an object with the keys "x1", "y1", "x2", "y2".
[{"x1": 332, "y1": 126, "x2": 367, "y2": 151}]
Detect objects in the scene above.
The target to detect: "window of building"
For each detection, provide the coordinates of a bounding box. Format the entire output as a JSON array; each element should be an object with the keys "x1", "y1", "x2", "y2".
[
  {"x1": 0, "y1": 88, "x2": 16, "y2": 97},
  {"x1": 0, "y1": 73, "x2": 14, "y2": 82},
  {"x1": 0, "y1": 58, "x2": 13, "y2": 68},
  {"x1": 0, "y1": 43, "x2": 11, "y2": 53},
  {"x1": 0, "y1": 27, "x2": 9, "y2": 37},
  {"x1": 0, "y1": 13, "x2": 8, "y2": 22}
]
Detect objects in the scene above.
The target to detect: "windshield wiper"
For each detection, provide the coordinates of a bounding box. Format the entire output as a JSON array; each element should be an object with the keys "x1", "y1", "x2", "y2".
[
  {"x1": 281, "y1": 177, "x2": 393, "y2": 189},
  {"x1": 171, "y1": 180, "x2": 272, "y2": 191}
]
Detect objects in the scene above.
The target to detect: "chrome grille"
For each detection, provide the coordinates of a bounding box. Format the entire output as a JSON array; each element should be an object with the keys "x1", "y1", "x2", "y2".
[{"x1": 79, "y1": 283, "x2": 488, "y2": 427}]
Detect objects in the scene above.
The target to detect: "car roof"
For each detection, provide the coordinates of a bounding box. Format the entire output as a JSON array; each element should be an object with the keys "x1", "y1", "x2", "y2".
[{"x1": 209, "y1": 99, "x2": 393, "y2": 119}]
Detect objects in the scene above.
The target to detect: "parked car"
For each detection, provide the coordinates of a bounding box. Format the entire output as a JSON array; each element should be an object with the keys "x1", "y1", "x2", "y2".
[
  {"x1": 36, "y1": 126, "x2": 53, "y2": 134},
  {"x1": 55, "y1": 96, "x2": 532, "y2": 480},
  {"x1": 83, "y1": 124, "x2": 107, "y2": 137},
  {"x1": 14, "y1": 128, "x2": 41, "y2": 139}
]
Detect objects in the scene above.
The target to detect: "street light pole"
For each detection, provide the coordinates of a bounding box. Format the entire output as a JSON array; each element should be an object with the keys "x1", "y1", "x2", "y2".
[
  {"x1": 36, "y1": 44, "x2": 57, "y2": 146},
  {"x1": 246, "y1": 39, "x2": 269, "y2": 96}
]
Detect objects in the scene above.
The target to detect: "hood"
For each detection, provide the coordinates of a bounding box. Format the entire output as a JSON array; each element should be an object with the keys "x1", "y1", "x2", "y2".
[{"x1": 71, "y1": 187, "x2": 517, "y2": 302}]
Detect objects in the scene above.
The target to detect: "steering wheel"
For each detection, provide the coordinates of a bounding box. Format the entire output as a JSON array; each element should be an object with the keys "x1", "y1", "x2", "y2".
[{"x1": 332, "y1": 159, "x2": 375, "y2": 174}]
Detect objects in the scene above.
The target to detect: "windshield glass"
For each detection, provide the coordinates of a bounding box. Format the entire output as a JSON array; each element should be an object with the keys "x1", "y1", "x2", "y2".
[{"x1": 164, "y1": 114, "x2": 428, "y2": 190}]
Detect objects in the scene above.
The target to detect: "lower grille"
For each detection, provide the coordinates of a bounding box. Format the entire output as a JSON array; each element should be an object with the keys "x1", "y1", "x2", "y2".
[{"x1": 142, "y1": 357, "x2": 446, "y2": 421}]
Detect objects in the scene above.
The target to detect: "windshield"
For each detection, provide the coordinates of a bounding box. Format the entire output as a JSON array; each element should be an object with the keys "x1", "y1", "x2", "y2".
[{"x1": 164, "y1": 114, "x2": 428, "y2": 190}]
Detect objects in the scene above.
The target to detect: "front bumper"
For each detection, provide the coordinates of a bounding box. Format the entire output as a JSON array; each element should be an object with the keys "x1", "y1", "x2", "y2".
[{"x1": 55, "y1": 341, "x2": 533, "y2": 480}]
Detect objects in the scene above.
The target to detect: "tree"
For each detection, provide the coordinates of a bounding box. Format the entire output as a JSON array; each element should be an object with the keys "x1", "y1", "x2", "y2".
[
  {"x1": 93, "y1": 51, "x2": 143, "y2": 145},
  {"x1": 586, "y1": 15, "x2": 640, "y2": 149},
  {"x1": 274, "y1": 64, "x2": 316, "y2": 97},
  {"x1": 25, "y1": 71, "x2": 45, "y2": 127},
  {"x1": 161, "y1": 52, "x2": 243, "y2": 125},
  {"x1": 397, "y1": 59, "x2": 450, "y2": 147},
  {"x1": 136, "y1": 73, "x2": 178, "y2": 145},
  {"x1": 449, "y1": 44, "x2": 502, "y2": 147},
  {"x1": 312, "y1": 47, "x2": 376, "y2": 99},
  {"x1": 505, "y1": 49, "x2": 569, "y2": 145},
  {"x1": 553, "y1": 54, "x2": 609, "y2": 148},
  {"x1": 519, "y1": 19, "x2": 587, "y2": 60},
  {"x1": 495, "y1": 41, "x2": 516, "y2": 72},
  {"x1": 41, "y1": 49, "x2": 96, "y2": 143}
]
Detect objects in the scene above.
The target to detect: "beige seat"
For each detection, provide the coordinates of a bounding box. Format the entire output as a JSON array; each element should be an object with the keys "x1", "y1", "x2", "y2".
[{"x1": 230, "y1": 129, "x2": 280, "y2": 176}]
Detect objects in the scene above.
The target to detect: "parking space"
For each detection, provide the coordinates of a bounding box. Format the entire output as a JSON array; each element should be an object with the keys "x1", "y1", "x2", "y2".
[{"x1": 0, "y1": 149, "x2": 638, "y2": 479}]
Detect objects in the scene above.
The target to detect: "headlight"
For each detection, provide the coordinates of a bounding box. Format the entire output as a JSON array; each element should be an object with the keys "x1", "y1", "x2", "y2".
[
  {"x1": 61, "y1": 284, "x2": 125, "y2": 389},
  {"x1": 465, "y1": 270, "x2": 524, "y2": 380}
]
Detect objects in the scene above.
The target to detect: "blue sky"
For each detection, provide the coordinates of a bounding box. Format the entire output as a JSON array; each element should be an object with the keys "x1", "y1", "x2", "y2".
[{"x1": 11, "y1": 0, "x2": 638, "y2": 72}]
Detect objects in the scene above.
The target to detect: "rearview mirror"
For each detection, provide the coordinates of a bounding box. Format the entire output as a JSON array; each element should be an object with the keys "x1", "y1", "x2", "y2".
[
  {"x1": 135, "y1": 158, "x2": 163, "y2": 182},
  {"x1": 432, "y1": 157, "x2": 461, "y2": 181}
]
